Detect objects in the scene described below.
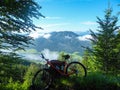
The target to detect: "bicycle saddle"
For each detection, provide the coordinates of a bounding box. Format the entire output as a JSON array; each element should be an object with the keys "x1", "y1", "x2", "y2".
[{"x1": 62, "y1": 54, "x2": 70, "y2": 60}]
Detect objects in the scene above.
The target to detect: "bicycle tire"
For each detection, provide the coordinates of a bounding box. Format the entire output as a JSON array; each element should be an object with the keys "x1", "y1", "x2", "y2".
[
  {"x1": 66, "y1": 61, "x2": 87, "y2": 77},
  {"x1": 31, "y1": 69, "x2": 52, "y2": 90}
]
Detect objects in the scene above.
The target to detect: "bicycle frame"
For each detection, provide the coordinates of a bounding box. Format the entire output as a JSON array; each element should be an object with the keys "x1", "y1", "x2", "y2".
[{"x1": 40, "y1": 54, "x2": 75, "y2": 76}]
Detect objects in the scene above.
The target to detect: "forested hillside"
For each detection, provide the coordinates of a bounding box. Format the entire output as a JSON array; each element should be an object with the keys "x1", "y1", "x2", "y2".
[{"x1": 30, "y1": 31, "x2": 91, "y2": 55}]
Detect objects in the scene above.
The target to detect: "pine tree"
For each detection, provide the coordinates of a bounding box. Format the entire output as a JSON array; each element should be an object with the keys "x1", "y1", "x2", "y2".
[
  {"x1": 0, "y1": 0, "x2": 44, "y2": 53},
  {"x1": 89, "y1": 8, "x2": 120, "y2": 74}
]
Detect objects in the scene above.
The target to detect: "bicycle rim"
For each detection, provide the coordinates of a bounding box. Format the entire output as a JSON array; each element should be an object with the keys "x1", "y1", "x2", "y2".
[
  {"x1": 66, "y1": 62, "x2": 87, "y2": 78},
  {"x1": 32, "y1": 69, "x2": 52, "y2": 90}
]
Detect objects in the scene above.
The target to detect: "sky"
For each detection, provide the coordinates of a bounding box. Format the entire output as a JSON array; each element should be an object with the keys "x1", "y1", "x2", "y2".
[{"x1": 30, "y1": 0, "x2": 120, "y2": 38}]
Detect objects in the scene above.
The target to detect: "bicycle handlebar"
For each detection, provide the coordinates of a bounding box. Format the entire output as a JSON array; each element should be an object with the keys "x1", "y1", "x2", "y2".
[
  {"x1": 40, "y1": 53, "x2": 48, "y2": 61},
  {"x1": 41, "y1": 53, "x2": 45, "y2": 59}
]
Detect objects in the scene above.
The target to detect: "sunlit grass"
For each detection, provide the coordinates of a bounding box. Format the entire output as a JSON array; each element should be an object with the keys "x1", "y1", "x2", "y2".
[{"x1": 49, "y1": 72, "x2": 120, "y2": 90}]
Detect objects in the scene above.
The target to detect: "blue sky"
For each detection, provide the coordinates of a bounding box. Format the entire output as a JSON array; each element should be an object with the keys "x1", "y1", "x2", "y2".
[{"x1": 30, "y1": 0, "x2": 120, "y2": 38}]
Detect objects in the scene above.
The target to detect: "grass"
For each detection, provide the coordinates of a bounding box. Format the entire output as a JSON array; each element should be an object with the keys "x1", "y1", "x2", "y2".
[
  {"x1": 49, "y1": 72, "x2": 120, "y2": 90},
  {"x1": 0, "y1": 72, "x2": 120, "y2": 90}
]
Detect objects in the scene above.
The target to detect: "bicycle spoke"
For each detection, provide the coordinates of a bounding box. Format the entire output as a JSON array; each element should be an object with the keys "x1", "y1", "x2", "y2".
[
  {"x1": 32, "y1": 69, "x2": 52, "y2": 90},
  {"x1": 66, "y1": 62, "x2": 87, "y2": 78}
]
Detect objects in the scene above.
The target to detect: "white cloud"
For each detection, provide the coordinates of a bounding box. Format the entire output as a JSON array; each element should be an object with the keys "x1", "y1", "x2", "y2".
[
  {"x1": 65, "y1": 35, "x2": 72, "y2": 39},
  {"x1": 33, "y1": 23, "x2": 94, "y2": 35},
  {"x1": 29, "y1": 29, "x2": 43, "y2": 38},
  {"x1": 29, "y1": 32, "x2": 41, "y2": 39},
  {"x1": 22, "y1": 53, "x2": 41, "y2": 61},
  {"x1": 41, "y1": 49, "x2": 59, "y2": 60},
  {"x1": 42, "y1": 23, "x2": 70, "y2": 28},
  {"x1": 77, "y1": 35, "x2": 92, "y2": 41},
  {"x1": 29, "y1": 31, "x2": 51, "y2": 39},
  {"x1": 81, "y1": 21, "x2": 97, "y2": 25},
  {"x1": 30, "y1": 20, "x2": 97, "y2": 39},
  {"x1": 18, "y1": 49, "x2": 59, "y2": 61},
  {"x1": 43, "y1": 33, "x2": 51, "y2": 39}
]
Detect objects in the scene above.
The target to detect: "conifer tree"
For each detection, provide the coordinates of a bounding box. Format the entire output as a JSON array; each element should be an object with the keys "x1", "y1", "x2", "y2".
[
  {"x1": 90, "y1": 8, "x2": 120, "y2": 74},
  {"x1": 0, "y1": 0, "x2": 44, "y2": 53}
]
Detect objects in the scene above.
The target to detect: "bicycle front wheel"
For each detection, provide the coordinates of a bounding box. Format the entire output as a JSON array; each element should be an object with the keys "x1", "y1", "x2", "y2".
[
  {"x1": 66, "y1": 62, "x2": 87, "y2": 78},
  {"x1": 32, "y1": 69, "x2": 52, "y2": 90}
]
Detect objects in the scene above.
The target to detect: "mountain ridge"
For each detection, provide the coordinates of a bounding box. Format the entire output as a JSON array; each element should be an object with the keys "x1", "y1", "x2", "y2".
[{"x1": 30, "y1": 31, "x2": 91, "y2": 55}]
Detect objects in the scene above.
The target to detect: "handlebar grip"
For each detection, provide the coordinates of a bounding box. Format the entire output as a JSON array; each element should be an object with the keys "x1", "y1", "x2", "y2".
[{"x1": 41, "y1": 53, "x2": 45, "y2": 59}]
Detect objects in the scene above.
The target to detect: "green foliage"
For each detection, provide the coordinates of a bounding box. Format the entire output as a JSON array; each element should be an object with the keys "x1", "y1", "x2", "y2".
[
  {"x1": 76, "y1": 72, "x2": 120, "y2": 90},
  {"x1": 0, "y1": 54, "x2": 39, "y2": 90},
  {"x1": 19, "y1": 49, "x2": 38, "y2": 54},
  {"x1": 0, "y1": 0, "x2": 44, "y2": 52},
  {"x1": 58, "y1": 51, "x2": 82, "y2": 63},
  {"x1": 89, "y1": 8, "x2": 120, "y2": 75},
  {"x1": 1, "y1": 72, "x2": 120, "y2": 90},
  {"x1": 58, "y1": 52, "x2": 69, "y2": 61},
  {"x1": 22, "y1": 63, "x2": 40, "y2": 90},
  {"x1": 82, "y1": 51, "x2": 99, "y2": 72},
  {"x1": 70, "y1": 52, "x2": 82, "y2": 62},
  {"x1": 0, "y1": 54, "x2": 29, "y2": 82},
  {"x1": 0, "y1": 78, "x2": 26, "y2": 90},
  {"x1": 0, "y1": 52, "x2": 120, "y2": 90},
  {"x1": 48, "y1": 72, "x2": 120, "y2": 90}
]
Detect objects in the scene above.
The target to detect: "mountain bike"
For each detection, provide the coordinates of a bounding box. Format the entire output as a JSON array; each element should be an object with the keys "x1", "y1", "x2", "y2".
[{"x1": 30, "y1": 53, "x2": 87, "y2": 90}]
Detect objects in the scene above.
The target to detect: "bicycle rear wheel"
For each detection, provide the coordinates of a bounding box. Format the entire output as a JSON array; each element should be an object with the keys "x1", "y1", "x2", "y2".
[
  {"x1": 31, "y1": 69, "x2": 52, "y2": 90},
  {"x1": 66, "y1": 62, "x2": 87, "y2": 78}
]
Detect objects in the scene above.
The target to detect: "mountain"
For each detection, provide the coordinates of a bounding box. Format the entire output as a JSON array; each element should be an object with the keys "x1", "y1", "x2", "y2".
[{"x1": 31, "y1": 31, "x2": 91, "y2": 55}]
